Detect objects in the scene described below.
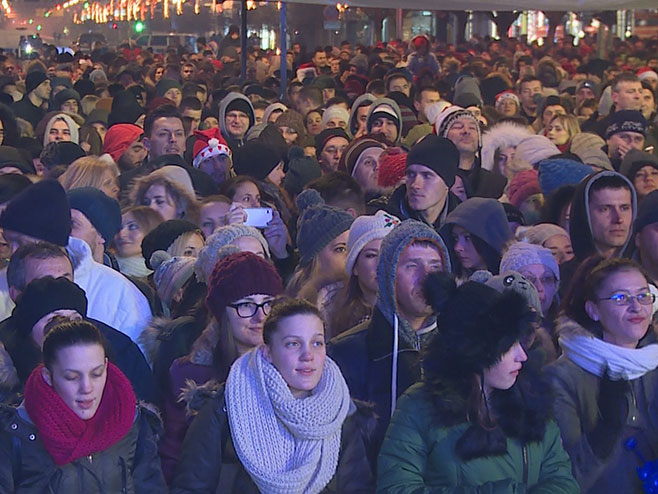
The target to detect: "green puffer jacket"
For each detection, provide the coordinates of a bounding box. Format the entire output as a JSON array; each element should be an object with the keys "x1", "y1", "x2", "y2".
[
  {"x1": 377, "y1": 383, "x2": 579, "y2": 494},
  {"x1": 0, "y1": 404, "x2": 167, "y2": 493}
]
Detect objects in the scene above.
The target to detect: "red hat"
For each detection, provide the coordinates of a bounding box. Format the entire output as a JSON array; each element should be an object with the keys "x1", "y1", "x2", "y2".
[
  {"x1": 412, "y1": 35, "x2": 429, "y2": 49},
  {"x1": 508, "y1": 169, "x2": 541, "y2": 209},
  {"x1": 377, "y1": 147, "x2": 407, "y2": 188},
  {"x1": 205, "y1": 252, "x2": 283, "y2": 321},
  {"x1": 638, "y1": 67, "x2": 658, "y2": 82},
  {"x1": 147, "y1": 96, "x2": 176, "y2": 112},
  {"x1": 192, "y1": 128, "x2": 231, "y2": 168},
  {"x1": 102, "y1": 123, "x2": 143, "y2": 163},
  {"x1": 211, "y1": 59, "x2": 223, "y2": 71}
]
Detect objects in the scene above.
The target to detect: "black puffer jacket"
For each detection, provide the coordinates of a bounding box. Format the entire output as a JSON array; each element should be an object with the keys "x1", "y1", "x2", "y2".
[
  {"x1": 170, "y1": 383, "x2": 376, "y2": 494},
  {"x1": 0, "y1": 404, "x2": 166, "y2": 493}
]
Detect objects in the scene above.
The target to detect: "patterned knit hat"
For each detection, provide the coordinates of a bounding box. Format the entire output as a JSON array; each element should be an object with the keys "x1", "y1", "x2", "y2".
[
  {"x1": 433, "y1": 105, "x2": 482, "y2": 149},
  {"x1": 345, "y1": 210, "x2": 400, "y2": 276},
  {"x1": 273, "y1": 110, "x2": 306, "y2": 139},
  {"x1": 494, "y1": 90, "x2": 520, "y2": 110},
  {"x1": 500, "y1": 241, "x2": 560, "y2": 281},
  {"x1": 339, "y1": 136, "x2": 385, "y2": 176},
  {"x1": 295, "y1": 188, "x2": 354, "y2": 267},
  {"x1": 192, "y1": 128, "x2": 231, "y2": 169},
  {"x1": 508, "y1": 169, "x2": 541, "y2": 209},
  {"x1": 378, "y1": 147, "x2": 407, "y2": 188},
  {"x1": 151, "y1": 251, "x2": 196, "y2": 307},
  {"x1": 537, "y1": 158, "x2": 592, "y2": 196},
  {"x1": 605, "y1": 110, "x2": 647, "y2": 139},
  {"x1": 205, "y1": 251, "x2": 283, "y2": 321},
  {"x1": 194, "y1": 223, "x2": 270, "y2": 284}
]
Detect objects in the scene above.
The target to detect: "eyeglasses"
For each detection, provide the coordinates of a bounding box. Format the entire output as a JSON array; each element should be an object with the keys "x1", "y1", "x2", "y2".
[
  {"x1": 228, "y1": 300, "x2": 273, "y2": 318},
  {"x1": 597, "y1": 292, "x2": 656, "y2": 306}
]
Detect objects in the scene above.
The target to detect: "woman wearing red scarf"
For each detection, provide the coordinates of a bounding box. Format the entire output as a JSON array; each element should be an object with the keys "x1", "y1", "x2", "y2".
[{"x1": 0, "y1": 320, "x2": 166, "y2": 492}]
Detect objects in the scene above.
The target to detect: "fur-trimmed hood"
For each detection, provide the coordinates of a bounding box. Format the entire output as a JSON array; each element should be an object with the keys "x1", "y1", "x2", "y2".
[{"x1": 480, "y1": 121, "x2": 534, "y2": 172}]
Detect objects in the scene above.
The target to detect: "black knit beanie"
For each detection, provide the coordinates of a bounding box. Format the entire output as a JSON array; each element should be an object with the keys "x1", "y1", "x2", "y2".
[
  {"x1": 406, "y1": 135, "x2": 459, "y2": 188},
  {"x1": 67, "y1": 187, "x2": 122, "y2": 243},
  {"x1": 234, "y1": 140, "x2": 282, "y2": 181},
  {"x1": 0, "y1": 180, "x2": 71, "y2": 246},
  {"x1": 13, "y1": 277, "x2": 88, "y2": 335}
]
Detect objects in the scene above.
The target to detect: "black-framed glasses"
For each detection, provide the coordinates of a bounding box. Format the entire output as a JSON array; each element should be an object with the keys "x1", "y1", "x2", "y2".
[
  {"x1": 597, "y1": 292, "x2": 655, "y2": 306},
  {"x1": 228, "y1": 300, "x2": 273, "y2": 318}
]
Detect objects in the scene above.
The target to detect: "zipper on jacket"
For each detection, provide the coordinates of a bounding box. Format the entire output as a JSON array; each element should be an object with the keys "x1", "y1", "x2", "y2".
[
  {"x1": 522, "y1": 444, "x2": 528, "y2": 485},
  {"x1": 414, "y1": 332, "x2": 420, "y2": 351}
]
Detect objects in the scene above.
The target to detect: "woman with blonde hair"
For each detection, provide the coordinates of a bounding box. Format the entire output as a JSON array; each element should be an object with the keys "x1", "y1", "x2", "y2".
[
  {"x1": 58, "y1": 156, "x2": 120, "y2": 200},
  {"x1": 546, "y1": 114, "x2": 581, "y2": 153},
  {"x1": 129, "y1": 168, "x2": 198, "y2": 222}
]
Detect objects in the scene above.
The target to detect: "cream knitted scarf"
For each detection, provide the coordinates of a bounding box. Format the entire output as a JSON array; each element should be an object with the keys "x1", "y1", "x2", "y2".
[{"x1": 225, "y1": 347, "x2": 351, "y2": 494}]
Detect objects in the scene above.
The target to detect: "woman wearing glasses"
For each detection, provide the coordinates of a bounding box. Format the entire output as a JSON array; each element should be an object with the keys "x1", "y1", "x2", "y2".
[
  {"x1": 545, "y1": 256, "x2": 658, "y2": 494},
  {"x1": 159, "y1": 252, "x2": 283, "y2": 483}
]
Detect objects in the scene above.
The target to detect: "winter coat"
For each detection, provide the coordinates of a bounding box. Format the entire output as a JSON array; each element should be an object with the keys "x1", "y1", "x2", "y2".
[
  {"x1": 0, "y1": 403, "x2": 166, "y2": 493},
  {"x1": 385, "y1": 184, "x2": 461, "y2": 232},
  {"x1": 544, "y1": 316, "x2": 658, "y2": 493},
  {"x1": 377, "y1": 381, "x2": 579, "y2": 493},
  {"x1": 461, "y1": 156, "x2": 508, "y2": 200},
  {"x1": 0, "y1": 316, "x2": 155, "y2": 404},
  {"x1": 328, "y1": 308, "x2": 426, "y2": 459},
  {"x1": 365, "y1": 98, "x2": 403, "y2": 145},
  {"x1": 169, "y1": 383, "x2": 376, "y2": 494},
  {"x1": 348, "y1": 94, "x2": 376, "y2": 138},
  {"x1": 480, "y1": 121, "x2": 534, "y2": 172}
]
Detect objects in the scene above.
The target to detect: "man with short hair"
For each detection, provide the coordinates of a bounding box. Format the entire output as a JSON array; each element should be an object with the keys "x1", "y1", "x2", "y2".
[
  {"x1": 634, "y1": 190, "x2": 658, "y2": 284},
  {"x1": 68, "y1": 187, "x2": 122, "y2": 267},
  {"x1": 414, "y1": 86, "x2": 441, "y2": 123},
  {"x1": 386, "y1": 134, "x2": 460, "y2": 230},
  {"x1": 296, "y1": 86, "x2": 323, "y2": 119},
  {"x1": 594, "y1": 72, "x2": 644, "y2": 138},
  {"x1": 179, "y1": 96, "x2": 202, "y2": 137},
  {"x1": 305, "y1": 172, "x2": 366, "y2": 217},
  {"x1": 315, "y1": 128, "x2": 350, "y2": 175},
  {"x1": 328, "y1": 219, "x2": 451, "y2": 456},
  {"x1": 143, "y1": 104, "x2": 187, "y2": 160},
  {"x1": 218, "y1": 91, "x2": 255, "y2": 152},
  {"x1": 12, "y1": 71, "x2": 50, "y2": 128},
  {"x1": 181, "y1": 62, "x2": 197, "y2": 81},
  {"x1": 311, "y1": 47, "x2": 329, "y2": 74},
  {"x1": 517, "y1": 75, "x2": 543, "y2": 123},
  {"x1": 575, "y1": 80, "x2": 597, "y2": 108},
  {"x1": 385, "y1": 73, "x2": 411, "y2": 97}
]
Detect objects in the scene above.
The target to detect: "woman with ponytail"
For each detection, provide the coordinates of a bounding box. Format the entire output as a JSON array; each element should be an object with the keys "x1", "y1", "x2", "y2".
[
  {"x1": 0, "y1": 320, "x2": 166, "y2": 492},
  {"x1": 378, "y1": 272, "x2": 578, "y2": 493}
]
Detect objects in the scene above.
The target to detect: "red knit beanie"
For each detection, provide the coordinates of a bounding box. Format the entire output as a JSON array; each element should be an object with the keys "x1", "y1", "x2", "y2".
[
  {"x1": 508, "y1": 169, "x2": 541, "y2": 208},
  {"x1": 377, "y1": 147, "x2": 407, "y2": 188},
  {"x1": 206, "y1": 252, "x2": 283, "y2": 321},
  {"x1": 102, "y1": 123, "x2": 143, "y2": 163}
]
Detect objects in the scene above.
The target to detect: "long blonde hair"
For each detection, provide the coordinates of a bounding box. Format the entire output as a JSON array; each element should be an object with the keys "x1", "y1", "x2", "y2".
[{"x1": 58, "y1": 156, "x2": 119, "y2": 192}]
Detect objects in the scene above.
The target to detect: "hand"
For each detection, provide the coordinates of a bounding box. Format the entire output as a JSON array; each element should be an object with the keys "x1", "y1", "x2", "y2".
[
  {"x1": 263, "y1": 210, "x2": 290, "y2": 259},
  {"x1": 226, "y1": 203, "x2": 246, "y2": 225},
  {"x1": 616, "y1": 141, "x2": 632, "y2": 160}
]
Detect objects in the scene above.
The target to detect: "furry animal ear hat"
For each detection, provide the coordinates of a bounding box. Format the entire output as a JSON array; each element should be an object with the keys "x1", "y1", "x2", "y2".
[{"x1": 422, "y1": 271, "x2": 537, "y2": 381}]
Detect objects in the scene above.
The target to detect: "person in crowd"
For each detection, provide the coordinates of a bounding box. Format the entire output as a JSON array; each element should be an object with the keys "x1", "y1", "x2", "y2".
[
  {"x1": 494, "y1": 89, "x2": 521, "y2": 117},
  {"x1": 305, "y1": 108, "x2": 323, "y2": 137},
  {"x1": 218, "y1": 92, "x2": 255, "y2": 152},
  {"x1": 171, "y1": 297, "x2": 375, "y2": 493},
  {"x1": 0, "y1": 104, "x2": 20, "y2": 148},
  {"x1": 114, "y1": 206, "x2": 164, "y2": 278},
  {"x1": 58, "y1": 156, "x2": 120, "y2": 200},
  {"x1": 480, "y1": 120, "x2": 533, "y2": 176},
  {"x1": 43, "y1": 113, "x2": 79, "y2": 147},
  {"x1": 517, "y1": 75, "x2": 543, "y2": 122},
  {"x1": 328, "y1": 219, "x2": 451, "y2": 456},
  {"x1": 102, "y1": 123, "x2": 147, "y2": 173},
  {"x1": 338, "y1": 136, "x2": 386, "y2": 200},
  {"x1": 159, "y1": 251, "x2": 283, "y2": 482},
  {"x1": 545, "y1": 257, "x2": 658, "y2": 493},
  {"x1": 378, "y1": 271, "x2": 578, "y2": 493},
  {"x1": 387, "y1": 134, "x2": 460, "y2": 230},
  {"x1": 633, "y1": 190, "x2": 658, "y2": 285},
  {"x1": 12, "y1": 71, "x2": 50, "y2": 129},
  {"x1": 521, "y1": 222, "x2": 575, "y2": 265},
  {"x1": 315, "y1": 128, "x2": 350, "y2": 175},
  {"x1": 366, "y1": 98, "x2": 402, "y2": 145},
  {"x1": 604, "y1": 110, "x2": 648, "y2": 170},
  {"x1": 441, "y1": 197, "x2": 512, "y2": 281},
  {"x1": 547, "y1": 114, "x2": 581, "y2": 152},
  {"x1": 190, "y1": 128, "x2": 232, "y2": 187},
  {"x1": 348, "y1": 94, "x2": 375, "y2": 139},
  {"x1": 620, "y1": 149, "x2": 658, "y2": 202},
  {"x1": 324, "y1": 210, "x2": 400, "y2": 339},
  {"x1": 129, "y1": 168, "x2": 198, "y2": 222},
  {"x1": 286, "y1": 189, "x2": 353, "y2": 309},
  {"x1": 0, "y1": 180, "x2": 153, "y2": 343},
  {"x1": 52, "y1": 88, "x2": 81, "y2": 115},
  {"x1": 0, "y1": 319, "x2": 166, "y2": 491}
]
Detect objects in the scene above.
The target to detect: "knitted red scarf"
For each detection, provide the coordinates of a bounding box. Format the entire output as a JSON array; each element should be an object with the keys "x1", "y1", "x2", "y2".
[{"x1": 24, "y1": 362, "x2": 136, "y2": 466}]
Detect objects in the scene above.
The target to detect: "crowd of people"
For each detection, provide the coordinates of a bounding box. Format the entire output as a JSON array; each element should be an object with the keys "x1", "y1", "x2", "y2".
[{"x1": 0, "y1": 25, "x2": 654, "y2": 492}]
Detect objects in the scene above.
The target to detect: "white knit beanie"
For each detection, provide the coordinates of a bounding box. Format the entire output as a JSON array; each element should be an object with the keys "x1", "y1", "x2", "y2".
[
  {"x1": 321, "y1": 105, "x2": 350, "y2": 130},
  {"x1": 345, "y1": 210, "x2": 400, "y2": 276},
  {"x1": 513, "y1": 135, "x2": 560, "y2": 167},
  {"x1": 519, "y1": 223, "x2": 570, "y2": 247}
]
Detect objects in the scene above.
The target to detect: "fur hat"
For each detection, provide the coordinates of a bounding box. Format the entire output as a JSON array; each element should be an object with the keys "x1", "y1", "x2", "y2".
[
  {"x1": 195, "y1": 224, "x2": 270, "y2": 284},
  {"x1": 205, "y1": 252, "x2": 283, "y2": 321},
  {"x1": 480, "y1": 121, "x2": 533, "y2": 171},
  {"x1": 470, "y1": 269, "x2": 542, "y2": 316},
  {"x1": 423, "y1": 271, "x2": 537, "y2": 379},
  {"x1": 345, "y1": 210, "x2": 400, "y2": 276}
]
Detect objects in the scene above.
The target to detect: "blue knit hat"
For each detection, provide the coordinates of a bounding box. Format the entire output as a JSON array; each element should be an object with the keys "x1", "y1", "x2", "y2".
[
  {"x1": 295, "y1": 189, "x2": 354, "y2": 267},
  {"x1": 537, "y1": 158, "x2": 593, "y2": 196}
]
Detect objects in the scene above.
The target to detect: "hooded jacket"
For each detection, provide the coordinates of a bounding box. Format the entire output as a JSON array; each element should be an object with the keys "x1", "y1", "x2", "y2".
[
  {"x1": 328, "y1": 220, "x2": 451, "y2": 456},
  {"x1": 365, "y1": 98, "x2": 402, "y2": 145},
  {"x1": 385, "y1": 184, "x2": 461, "y2": 232},
  {"x1": 347, "y1": 93, "x2": 376, "y2": 138},
  {"x1": 568, "y1": 170, "x2": 637, "y2": 261},
  {"x1": 218, "y1": 92, "x2": 255, "y2": 152},
  {"x1": 544, "y1": 316, "x2": 658, "y2": 493},
  {"x1": 480, "y1": 121, "x2": 534, "y2": 172}
]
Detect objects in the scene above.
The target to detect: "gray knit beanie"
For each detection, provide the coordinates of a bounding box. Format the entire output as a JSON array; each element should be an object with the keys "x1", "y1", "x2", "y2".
[
  {"x1": 500, "y1": 241, "x2": 559, "y2": 281},
  {"x1": 295, "y1": 189, "x2": 354, "y2": 267},
  {"x1": 194, "y1": 224, "x2": 270, "y2": 284},
  {"x1": 520, "y1": 223, "x2": 570, "y2": 247}
]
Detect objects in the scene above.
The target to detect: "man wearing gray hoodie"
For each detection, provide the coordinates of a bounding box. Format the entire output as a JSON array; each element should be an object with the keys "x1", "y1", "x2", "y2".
[{"x1": 218, "y1": 91, "x2": 255, "y2": 153}]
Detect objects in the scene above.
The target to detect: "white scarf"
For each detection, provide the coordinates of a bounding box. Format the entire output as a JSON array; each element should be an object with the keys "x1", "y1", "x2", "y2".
[
  {"x1": 225, "y1": 347, "x2": 351, "y2": 494},
  {"x1": 559, "y1": 333, "x2": 658, "y2": 380}
]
